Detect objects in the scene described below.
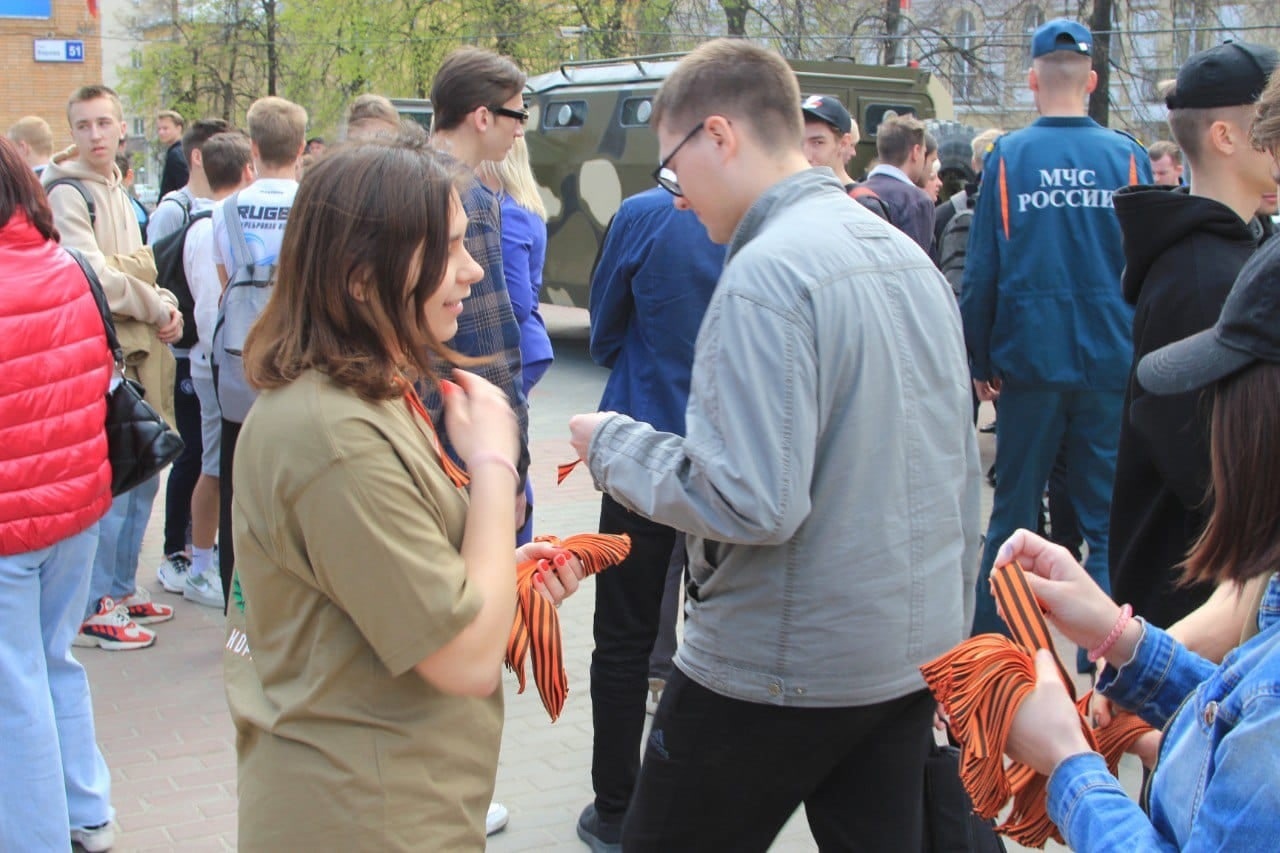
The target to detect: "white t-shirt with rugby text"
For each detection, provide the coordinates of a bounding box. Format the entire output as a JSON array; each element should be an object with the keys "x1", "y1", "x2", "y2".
[{"x1": 211, "y1": 177, "x2": 297, "y2": 275}]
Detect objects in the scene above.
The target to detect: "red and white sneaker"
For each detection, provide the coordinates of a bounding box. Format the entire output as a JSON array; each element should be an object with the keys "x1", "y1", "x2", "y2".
[
  {"x1": 73, "y1": 597, "x2": 156, "y2": 650},
  {"x1": 118, "y1": 587, "x2": 174, "y2": 625}
]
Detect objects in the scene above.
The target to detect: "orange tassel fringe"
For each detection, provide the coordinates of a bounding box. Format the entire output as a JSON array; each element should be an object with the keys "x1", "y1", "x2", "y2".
[{"x1": 920, "y1": 562, "x2": 1155, "y2": 847}]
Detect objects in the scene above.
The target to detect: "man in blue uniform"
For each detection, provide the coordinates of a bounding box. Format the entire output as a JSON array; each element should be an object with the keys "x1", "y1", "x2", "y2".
[{"x1": 961, "y1": 19, "x2": 1152, "y2": 665}]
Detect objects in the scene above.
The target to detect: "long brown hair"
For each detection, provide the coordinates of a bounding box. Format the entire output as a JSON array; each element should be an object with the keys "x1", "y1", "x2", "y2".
[
  {"x1": 1184, "y1": 362, "x2": 1280, "y2": 586},
  {"x1": 243, "y1": 134, "x2": 464, "y2": 401},
  {"x1": 0, "y1": 136, "x2": 58, "y2": 241}
]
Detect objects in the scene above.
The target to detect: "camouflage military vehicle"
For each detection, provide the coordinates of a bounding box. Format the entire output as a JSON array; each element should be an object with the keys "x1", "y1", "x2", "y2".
[{"x1": 395, "y1": 55, "x2": 952, "y2": 308}]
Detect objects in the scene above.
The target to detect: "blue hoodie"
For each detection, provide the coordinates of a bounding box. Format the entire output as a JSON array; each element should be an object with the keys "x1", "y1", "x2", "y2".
[{"x1": 960, "y1": 116, "x2": 1151, "y2": 390}]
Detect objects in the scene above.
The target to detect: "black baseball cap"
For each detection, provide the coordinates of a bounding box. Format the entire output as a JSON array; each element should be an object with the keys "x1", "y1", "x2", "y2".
[
  {"x1": 1165, "y1": 41, "x2": 1279, "y2": 110},
  {"x1": 1031, "y1": 19, "x2": 1092, "y2": 59},
  {"x1": 801, "y1": 94, "x2": 853, "y2": 136},
  {"x1": 1138, "y1": 237, "x2": 1280, "y2": 395}
]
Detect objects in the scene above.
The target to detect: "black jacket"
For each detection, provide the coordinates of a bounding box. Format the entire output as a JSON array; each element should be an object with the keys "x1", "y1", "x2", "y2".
[
  {"x1": 1109, "y1": 185, "x2": 1266, "y2": 627},
  {"x1": 860, "y1": 171, "x2": 935, "y2": 254},
  {"x1": 159, "y1": 141, "x2": 189, "y2": 198}
]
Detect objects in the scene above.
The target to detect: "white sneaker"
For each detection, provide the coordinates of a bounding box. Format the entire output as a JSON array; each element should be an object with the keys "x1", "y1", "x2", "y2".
[
  {"x1": 71, "y1": 820, "x2": 116, "y2": 852},
  {"x1": 157, "y1": 552, "x2": 192, "y2": 593},
  {"x1": 485, "y1": 802, "x2": 509, "y2": 836},
  {"x1": 183, "y1": 571, "x2": 224, "y2": 609}
]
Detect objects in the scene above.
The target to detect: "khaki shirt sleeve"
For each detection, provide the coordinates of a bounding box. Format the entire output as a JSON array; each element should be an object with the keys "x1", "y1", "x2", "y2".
[
  {"x1": 292, "y1": 445, "x2": 479, "y2": 677},
  {"x1": 47, "y1": 184, "x2": 168, "y2": 326}
]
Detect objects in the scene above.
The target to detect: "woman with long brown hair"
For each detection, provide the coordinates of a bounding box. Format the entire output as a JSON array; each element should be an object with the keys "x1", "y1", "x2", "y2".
[{"x1": 223, "y1": 134, "x2": 583, "y2": 851}]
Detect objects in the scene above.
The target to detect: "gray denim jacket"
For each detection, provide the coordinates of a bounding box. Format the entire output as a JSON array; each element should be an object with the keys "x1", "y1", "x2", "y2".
[{"x1": 588, "y1": 169, "x2": 980, "y2": 707}]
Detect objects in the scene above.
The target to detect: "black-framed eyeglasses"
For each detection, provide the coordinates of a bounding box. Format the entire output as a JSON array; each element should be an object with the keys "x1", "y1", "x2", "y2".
[
  {"x1": 489, "y1": 105, "x2": 530, "y2": 124},
  {"x1": 652, "y1": 121, "x2": 705, "y2": 197}
]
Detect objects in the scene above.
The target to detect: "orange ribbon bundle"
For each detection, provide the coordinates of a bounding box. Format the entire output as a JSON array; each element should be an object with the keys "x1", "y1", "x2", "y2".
[
  {"x1": 920, "y1": 562, "x2": 1155, "y2": 847},
  {"x1": 506, "y1": 532, "x2": 631, "y2": 721}
]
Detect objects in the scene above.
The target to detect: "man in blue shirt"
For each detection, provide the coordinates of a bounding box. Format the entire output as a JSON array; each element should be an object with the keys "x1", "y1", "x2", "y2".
[
  {"x1": 577, "y1": 187, "x2": 725, "y2": 851},
  {"x1": 961, "y1": 18, "x2": 1151, "y2": 666}
]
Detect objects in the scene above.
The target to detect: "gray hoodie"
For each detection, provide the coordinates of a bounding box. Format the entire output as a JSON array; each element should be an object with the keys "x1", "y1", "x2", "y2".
[{"x1": 587, "y1": 168, "x2": 980, "y2": 707}]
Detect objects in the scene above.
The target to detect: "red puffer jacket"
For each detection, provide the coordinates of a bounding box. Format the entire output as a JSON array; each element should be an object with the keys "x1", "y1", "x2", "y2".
[{"x1": 0, "y1": 212, "x2": 113, "y2": 556}]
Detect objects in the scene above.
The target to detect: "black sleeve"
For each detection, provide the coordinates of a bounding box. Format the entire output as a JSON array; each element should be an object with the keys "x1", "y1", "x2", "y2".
[
  {"x1": 1127, "y1": 254, "x2": 1233, "y2": 507},
  {"x1": 159, "y1": 144, "x2": 189, "y2": 197}
]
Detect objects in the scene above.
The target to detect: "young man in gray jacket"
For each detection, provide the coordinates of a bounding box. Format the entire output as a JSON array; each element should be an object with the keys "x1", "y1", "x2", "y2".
[{"x1": 569, "y1": 39, "x2": 980, "y2": 851}]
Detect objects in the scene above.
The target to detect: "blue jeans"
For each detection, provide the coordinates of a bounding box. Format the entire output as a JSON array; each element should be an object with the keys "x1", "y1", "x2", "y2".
[
  {"x1": 85, "y1": 473, "x2": 161, "y2": 619},
  {"x1": 0, "y1": 526, "x2": 114, "y2": 848},
  {"x1": 973, "y1": 389, "x2": 1121, "y2": 662}
]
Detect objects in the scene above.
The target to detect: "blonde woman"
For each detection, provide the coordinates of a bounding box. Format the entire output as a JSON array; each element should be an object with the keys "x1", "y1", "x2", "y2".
[{"x1": 479, "y1": 137, "x2": 552, "y2": 544}]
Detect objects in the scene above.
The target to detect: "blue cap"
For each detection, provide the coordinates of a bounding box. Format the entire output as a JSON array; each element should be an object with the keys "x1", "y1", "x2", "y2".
[{"x1": 1032, "y1": 19, "x2": 1092, "y2": 59}]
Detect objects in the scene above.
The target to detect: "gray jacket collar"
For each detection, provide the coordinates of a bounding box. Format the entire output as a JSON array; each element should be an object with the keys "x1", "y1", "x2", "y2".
[{"x1": 727, "y1": 168, "x2": 845, "y2": 263}]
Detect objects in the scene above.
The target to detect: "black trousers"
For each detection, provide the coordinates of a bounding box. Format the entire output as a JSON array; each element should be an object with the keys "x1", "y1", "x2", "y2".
[
  {"x1": 622, "y1": 673, "x2": 935, "y2": 852},
  {"x1": 163, "y1": 356, "x2": 202, "y2": 556},
  {"x1": 590, "y1": 495, "x2": 679, "y2": 820},
  {"x1": 218, "y1": 418, "x2": 242, "y2": 611}
]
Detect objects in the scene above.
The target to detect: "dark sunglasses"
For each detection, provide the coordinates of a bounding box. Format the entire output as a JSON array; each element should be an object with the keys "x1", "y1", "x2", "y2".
[
  {"x1": 652, "y1": 121, "x2": 705, "y2": 197},
  {"x1": 489, "y1": 105, "x2": 530, "y2": 124}
]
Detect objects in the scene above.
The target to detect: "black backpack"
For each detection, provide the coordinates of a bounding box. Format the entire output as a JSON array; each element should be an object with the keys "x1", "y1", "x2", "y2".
[
  {"x1": 43, "y1": 177, "x2": 97, "y2": 226},
  {"x1": 152, "y1": 209, "x2": 211, "y2": 349},
  {"x1": 46, "y1": 176, "x2": 151, "y2": 244}
]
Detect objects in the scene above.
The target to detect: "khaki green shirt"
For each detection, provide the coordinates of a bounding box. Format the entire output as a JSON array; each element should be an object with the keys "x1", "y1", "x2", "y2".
[{"x1": 225, "y1": 370, "x2": 502, "y2": 851}]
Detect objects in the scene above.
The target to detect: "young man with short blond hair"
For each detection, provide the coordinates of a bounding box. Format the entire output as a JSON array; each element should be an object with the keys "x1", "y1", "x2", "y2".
[
  {"x1": 157, "y1": 108, "x2": 188, "y2": 196},
  {"x1": 43, "y1": 85, "x2": 182, "y2": 652},
  {"x1": 211, "y1": 95, "x2": 307, "y2": 609},
  {"x1": 344, "y1": 93, "x2": 401, "y2": 139},
  {"x1": 569, "y1": 39, "x2": 978, "y2": 849},
  {"x1": 7, "y1": 114, "x2": 54, "y2": 174}
]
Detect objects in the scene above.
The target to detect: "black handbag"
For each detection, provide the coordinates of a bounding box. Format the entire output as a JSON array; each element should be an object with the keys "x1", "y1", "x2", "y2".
[
  {"x1": 67, "y1": 248, "x2": 185, "y2": 496},
  {"x1": 922, "y1": 742, "x2": 1007, "y2": 853}
]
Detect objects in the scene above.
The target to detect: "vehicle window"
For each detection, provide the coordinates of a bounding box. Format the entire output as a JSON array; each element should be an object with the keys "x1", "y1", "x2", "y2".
[
  {"x1": 864, "y1": 104, "x2": 919, "y2": 137},
  {"x1": 544, "y1": 101, "x2": 587, "y2": 130}
]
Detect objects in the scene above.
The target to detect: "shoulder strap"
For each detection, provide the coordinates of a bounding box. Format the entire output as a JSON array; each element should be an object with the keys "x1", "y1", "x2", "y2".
[
  {"x1": 160, "y1": 192, "x2": 193, "y2": 226},
  {"x1": 850, "y1": 184, "x2": 892, "y2": 223},
  {"x1": 45, "y1": 177, "x2": 96, "y2": 228},
  {"x1": 221, "y1": 192, "x2": 253, "y2": 269},
  {"x1": 65, "y1": 247, "x2": 121, "y2": 366}
]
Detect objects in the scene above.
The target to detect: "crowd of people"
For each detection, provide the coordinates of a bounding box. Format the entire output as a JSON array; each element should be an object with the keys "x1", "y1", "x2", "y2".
[{"x1": 3, "y1": 14, "x2": 1280, "y2": 852}]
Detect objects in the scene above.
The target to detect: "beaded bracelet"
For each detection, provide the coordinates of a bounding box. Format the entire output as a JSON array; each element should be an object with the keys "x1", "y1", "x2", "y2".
[
  {"x1": 470, "y1": 451, "x2": 520, "y2": 485},
  {"x1": 1087, "y1": 603, "x2": 1133, "y2": 663}
]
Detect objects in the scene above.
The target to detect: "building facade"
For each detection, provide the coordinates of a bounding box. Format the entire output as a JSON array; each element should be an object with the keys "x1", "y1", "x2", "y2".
[
  {"x1": 0, "y1": 0, "x2": 103, "y2": 151},
  {"x1": 904, "y1": 0, "x2": 1280, "y2": 141}
]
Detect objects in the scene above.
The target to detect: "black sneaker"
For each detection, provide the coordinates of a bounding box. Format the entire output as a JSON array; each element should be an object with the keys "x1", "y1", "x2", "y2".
[{"x1": 577, "y1": 803, "x2": 622, "y2": 852}]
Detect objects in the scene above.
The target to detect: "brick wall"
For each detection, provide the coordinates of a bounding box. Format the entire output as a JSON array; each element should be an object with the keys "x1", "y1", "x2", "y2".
[{"x1": 0, "y1": 0, "x2": 103, "y2": 148}]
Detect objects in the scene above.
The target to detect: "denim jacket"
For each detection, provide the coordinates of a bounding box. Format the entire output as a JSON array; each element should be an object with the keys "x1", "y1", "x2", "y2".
[
  {"x1": 587, "y1": 169, "x2": 980, "y2": 707},
  {"x1": 1047, "y1": 572, "x2": 1280, "y2": 850}
]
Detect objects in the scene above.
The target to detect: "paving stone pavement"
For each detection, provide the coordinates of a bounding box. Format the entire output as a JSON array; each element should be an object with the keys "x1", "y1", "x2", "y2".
[{"x1": 78, "y1": 306, "x2": 1136, "y2": 851}]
